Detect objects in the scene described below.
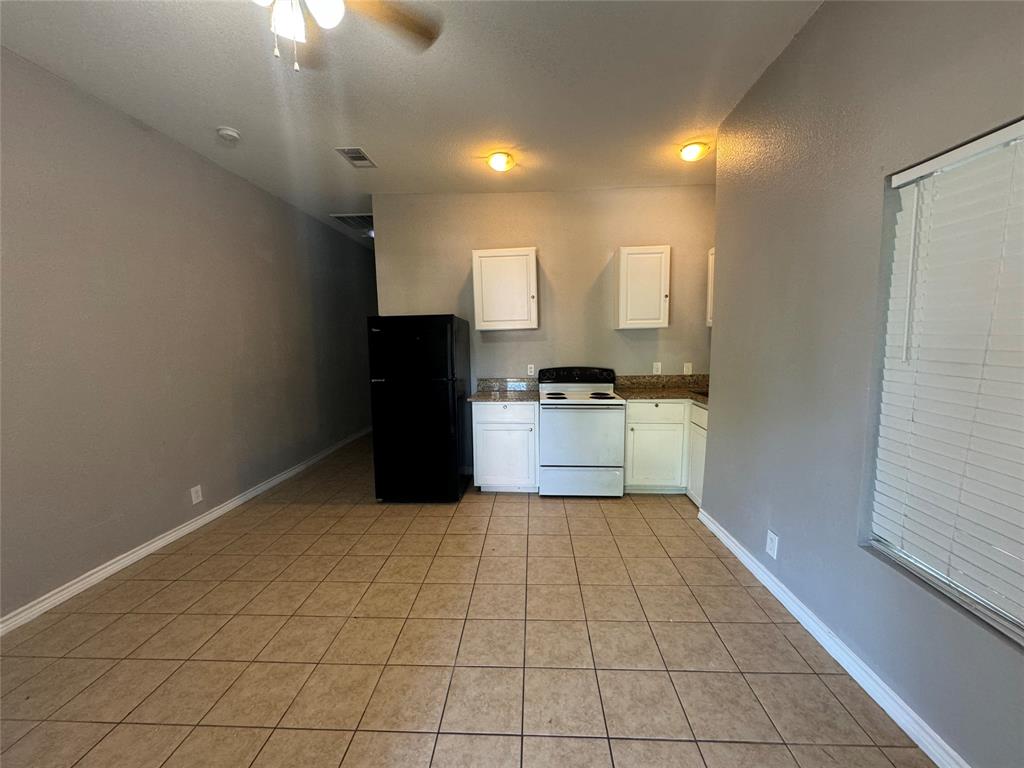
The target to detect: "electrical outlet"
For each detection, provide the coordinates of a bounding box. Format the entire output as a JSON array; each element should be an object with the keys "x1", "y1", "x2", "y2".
[
  {"x1": 190, "y1": 485, "x2": 203, "y2": 505},
  {"x1": 653, "y1": 362, "x2": 662, "y2": 374},
  {"x1": 527, "y1": 364, "x2": 535, "y2": 376},
  {"x1": 683, "y1": 362, "x2": 693, "y2": 375},
  {"x1": 766, "y1": 530, "x2": 779, "y2": 559}
]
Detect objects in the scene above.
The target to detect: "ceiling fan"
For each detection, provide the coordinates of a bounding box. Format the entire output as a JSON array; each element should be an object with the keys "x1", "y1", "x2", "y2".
[{"x1": 252, "y1": 0, "x2": 441, "y2": 69}]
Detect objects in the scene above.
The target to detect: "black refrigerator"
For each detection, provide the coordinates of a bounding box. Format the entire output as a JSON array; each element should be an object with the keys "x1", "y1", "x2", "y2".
[{"x1": 367, "y1": 314, "x2": 470, "y2": 503}]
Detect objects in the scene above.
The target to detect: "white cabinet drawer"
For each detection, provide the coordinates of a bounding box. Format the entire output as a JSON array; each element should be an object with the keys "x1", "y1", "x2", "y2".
[
  {"x1": 690, "y1": 405, "x2": 708, "y2": 429},
  {"x1": 626, "y1": 401, "x2": 687, "y2": 424},
  {"x1": 473, "y1": 402, "x2": 537, "y2": 423}
]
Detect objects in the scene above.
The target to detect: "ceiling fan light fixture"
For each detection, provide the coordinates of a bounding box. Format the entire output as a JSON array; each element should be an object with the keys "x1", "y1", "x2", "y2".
[
  {"x1": 487, "y1": 152, "x2": 515, "y2": 173},
  {"x1": 680, "y1": 142, "x2": 711, "y2": 162},
  {"x1": 271, "y1": 0, "x2": 307, "y2": 42},
  {"x1": 306, "y1": 0, "x2": 346, "y2": 29}
]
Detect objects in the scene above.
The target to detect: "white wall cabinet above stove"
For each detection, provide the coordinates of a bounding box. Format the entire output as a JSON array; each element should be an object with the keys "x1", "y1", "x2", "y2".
[
  {"x1": 472, "y1": 247, "x2": 538, "y2": 331},
  {"x1": 617, "y1": 245, "x2": 671, "y2": 329},
  {"x1": 472, "y1": 401, "x2": 538, "y2": 491}
]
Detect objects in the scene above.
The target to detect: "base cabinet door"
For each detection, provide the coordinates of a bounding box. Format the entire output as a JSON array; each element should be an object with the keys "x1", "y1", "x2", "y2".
[
  {"x1": 688, "y1": 424, "x2": 707, "y2": 507},
  {"x1": 625, "y1": 422, "x2": 686, "y2": 487},
  {"x1": 474, "y1": 423, "x2": 536, "y2": 487}
]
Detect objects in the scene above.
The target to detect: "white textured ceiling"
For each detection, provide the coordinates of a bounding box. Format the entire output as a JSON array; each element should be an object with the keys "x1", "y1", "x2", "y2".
[{"x1": 1, "y1": 1, "x2": 817, "y2": 229}]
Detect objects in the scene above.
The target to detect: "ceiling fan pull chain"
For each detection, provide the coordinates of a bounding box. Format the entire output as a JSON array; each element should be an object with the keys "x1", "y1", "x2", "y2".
[
  {"x1": 291, "y1": 0, "x2": 300, "y2": 71},
  {"x1": 292, "y1": 35, "x2": 300, "y2": 71},
  {"x1": 273, "y1": 32, "x2": 280, "y2": 58}
]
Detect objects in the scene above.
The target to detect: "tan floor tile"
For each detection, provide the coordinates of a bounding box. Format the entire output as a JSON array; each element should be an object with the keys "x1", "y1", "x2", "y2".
[
  {"x1": 432, "y1": 734, "x2": 520, "y2": 768},
  {"x1": 389, "y1": 618, "x2": 464, "y2": 665},
  {"x1": 75, "y1": 723, "x2": 190, "y2": 768},
  {"x1": 527, "y1": 585, "x2": 585, "y2": 620},
  {"x1": 322, "y1": 618, "x2": 403, "y2": 664},
  {"x1": 523, "y1": 668, "x2": 606, "y2": 737},
  {"x1": 326, "y1": 555, "x2": 387, "y2": 581},
  {"x1": 441, "y1": 666, "x2": 523, "y2": 734},
  {"x1": 257, "y1": 616, "x2": 346, "y2": 662},
  {"x1": 193, "y1": 615, "x2": 287, "y2": 661},
  {"x1": 228, "y1": 554, "x2": 296, "y2": 580},
  {"x1": 0, "y1": 613, "x2": 64, "y2": 651},
  {"x1": 438, "y1": 534, "x2": 485, "y2": 556},
  {"x1": 635, "y1": 585, "x2": 706, "y2": 621},
  {"x1": 652, "y1": 622, "x2": 736, "y2": 671},
  {"x1": 714, "y1": 623, "x2": 811, "y2": 672},
  {"x1": 567, "y1": 517, "x2": 611, "y2": 535},
  {"x1": 340, "y1": 731, "x2": 435, "y2": 768},
  {"x1": 66, "y1": 614, "x2": 173, "y2": 658},
  {"x1": 610, "y1": 739, "x2": 705, "y2": 768},
  {"x1": 135, "y1": 555, "x2": 210, "y2": 580},
  {"x1": 691, "y1": 586, "x2": 771, "y2": 622},
  {"x1": 281, "y1": 664, "x2": 382, "y2": 728},
  {"x1": 348, "y1": 534, "x2": 401, "y2": 556},
  {"x1": 127, "y1": 614, "x2": 228, "y2": 659},
  {"x1": 0, "y1": 719, "x2": 38, "y2": 751},
  {"x1": 359, "y1": 664, "x2": 452, "y2": 731},
  {"x1": 588, "y1": 621, "x2": 664, "y2": 669},
  {"x1": 409, "y1": 583, "x2": 472, "y2": 618},
  {"x1": 778, "y1": 625, "x2": 844, "y2": 674},
  {"x1": 470, "y1": 584, "x2": 527, "y2": 619},
  {"x1": 201, "y1": 662, "x2": 313, "y2": 727},
  {"x1": 374, "y1": 555, "x2": 432, "y2": 582},
  {"x1": 699, "y1": 742, "x2": 798, "y2": 767},
  {"x1": 821, "y1": 674, "x2": 915, "y2": 746},
  {"x1": 7, "y1": 613, "x2": 120, "y2": 656},
  {"x1": 251, "y1": 729, "x2": 352, "y2": 768},
  {"x1": 306, "y1": 534, "x2": 360, "y2": 556},
  {"x1": 132, "y1": 582, "x2": 218, "y2": 614},
  {"x1": 367, "y1": 517, "x2": 413, "y2": 535},
  {"x1": 528, "y1": 557, "x2": 578, "y2": 584},
  {"x1": 487, "y1": 517, "x2": 528, "y2": 535},
  {"x1": 580, "y1": 585, "x2": 645, "y2": 621},
  {"x1": 575, "y1": 557, "x2": 631, "y2": 585},
  {"x1": 352, "y1": 582, "x2": 420, "y2": 617},
  {"x1": 448, "y1": 517, "x2": 489, "y2": 535},
  {"x1": 745, "y1": 673, "x2": 871, "y2": 745},
  {"x1": 598, "y1": 669, "x2": 691, "y2": 739},
  {"x1": 624, "y1": 557, "x2": 683, "y2": 585},
  {"x1": 0, "y1": 721, "x2": 112, "y2": 768},
  {"x1": 658, "y1": 535, "x2": 715, "y2": 557},
  {"x1": 790, "y1": 745, "x2": 895, "y2": 767},
  {"x1": 424, "y1": 556, "x2": 480, "y2": 583},
  {"x1": 673, "y1": 557, "x2": 739, "y2": 585},
  {"x1": 492, "y1": 501, "x2": 529, "y2": 517},
  {"x1": 162, "y1": 725, "x2": 270, "y2": 768},
  {"x1": 526, "y1": 620, "x2": 593, "y2": 668},
  {"x1": 747, "y1": 586, "x2": 796, "y2": 622},
  {"x1": 186, "y1": 582, "x2": 265, "y2": 614},
  {"x1": 2, "y1": 658, "x2": 115, "y2": 720},
  {"x1": 263, "y1": 534, "x2": 319, "y2": 555},
  {"x1": 52, "y1": 658, "x2": 179, "y2": 722},
  {"x1": 522, "y1": 736, "x2": 612, "y2": 767},
  {"x1": 407, "y1": 517, "x2": 452, "y2": 534},
  {"x1": 126, "y1": 660, "x2": 247, "y2": 724},
  {"x1": 182, "y1": 555, "x2": 253, "y2": 581},
  {"x1": 882, "y1": 747, "x2": 939, "y2": 768},
  {"x1": 1, "y1": 657, "x2": 55, "y2": 695},
  {"x1": 296, "y1": 582, "x2": 369, "y2": 616},
  {"x1": 219, "y1": 533, "x2": 280, "y2": 555},
  {"x1": 276, "y1": 555, "x2": 341, "y2": 581},
  {"x1": 670, "y1": 671, "x2": 780, "y2": 742},
  {"x1": 457, "y1": 619, "x2": 524, "y2": 666},
  {"x1": 477, "y1": 556, "x2": 527, "y2": 583},
  {"x1": 393, "y1": 533, "x2": 443, "y2": 556},
  {"x1": 240, "y1": 582, "x2": 317, "y2": 615},
  {"x1": 290, "y1": 517, "x2": 338, "y2": 534},
  {"x1": 528, "y1": 535, "x2": 573, "y2": 557},
  {"x1": 614, "y1": 536, "x2": 666, "y2": 557},
  {"x1": 571, "y1": 536, "x2": 620, "y2": 557}
]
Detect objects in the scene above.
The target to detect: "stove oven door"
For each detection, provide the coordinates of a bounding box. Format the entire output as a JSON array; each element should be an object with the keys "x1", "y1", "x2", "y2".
[{"x1": 539, "y1": 405, "x2": 625, "y2": 467}]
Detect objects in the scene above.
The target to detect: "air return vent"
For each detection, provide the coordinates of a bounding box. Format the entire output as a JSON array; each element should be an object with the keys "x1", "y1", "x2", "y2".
[
  {"x1": 335, "y1": 147, "x2": 377, "y2": 168},
  {"x1": 330, "y1": 213, "x2": 374, "y2": 238}
]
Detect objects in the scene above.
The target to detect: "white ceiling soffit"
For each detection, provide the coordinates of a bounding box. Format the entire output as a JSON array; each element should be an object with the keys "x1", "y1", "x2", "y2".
[{"x1": 0, "y1": 1, "x2": 817, "y2": 230}]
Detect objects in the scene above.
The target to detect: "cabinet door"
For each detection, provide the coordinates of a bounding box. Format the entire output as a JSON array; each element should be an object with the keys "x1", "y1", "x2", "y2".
[
  {"x1": 474, "y1": 423, "x2": 536, "y2": 486},
  {"x1": 688, "y1": 424, "x2": 707, "y2": 507},
  {"x1": 625, "y1": 422, "x2": 686, "y2": 487},
  {"x1": 618, "y1": 245, "x2": 670, "y2": 329},
  {"x1": 472, "y1": 247, "x2": 538, "y2": 330}
]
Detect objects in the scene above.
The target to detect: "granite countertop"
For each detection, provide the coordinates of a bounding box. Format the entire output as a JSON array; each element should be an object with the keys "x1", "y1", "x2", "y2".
[
  {"x1": 468, "y1": 390, "x2": 539, "y2": 403},
  {"x1": 614, "y1": 387, "x2": 708, "y2": 406}
]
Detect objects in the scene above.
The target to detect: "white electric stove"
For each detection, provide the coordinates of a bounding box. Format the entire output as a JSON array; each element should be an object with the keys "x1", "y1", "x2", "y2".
[{"x1": 538, "y1": 367, "x2": 625, "y2": 496}]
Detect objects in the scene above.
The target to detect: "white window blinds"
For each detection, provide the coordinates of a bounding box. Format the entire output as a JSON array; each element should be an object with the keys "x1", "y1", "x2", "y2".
[{"x1": 871, "y1": 121, "x2": 1024, "y2": 644}]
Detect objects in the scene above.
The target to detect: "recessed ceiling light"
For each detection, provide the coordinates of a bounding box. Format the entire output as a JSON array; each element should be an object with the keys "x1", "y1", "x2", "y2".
[
  {"x1": 216, "y1": 126, "x2": 241, "y2": 145},
  {"x1": 680, "y1": 142, "x2": 711, "y2": 162},
  {"x1": 487, "y1": 152, "x2": 515, "y2": 173}
]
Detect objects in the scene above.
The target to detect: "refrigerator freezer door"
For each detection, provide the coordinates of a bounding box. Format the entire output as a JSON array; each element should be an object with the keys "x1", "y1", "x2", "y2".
[{"x1": 368, "y1": 315, "x2": 454, "y2": 381}]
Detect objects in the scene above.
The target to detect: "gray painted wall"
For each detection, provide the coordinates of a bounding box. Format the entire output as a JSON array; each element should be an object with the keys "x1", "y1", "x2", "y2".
[
  {"x1": 372, "y1": 186, "x2": 714, "y2": 380},
  {"x1": 1, "y1": 51, "x2": 378, "y2": 614},
  {"x1": 706, "y1": 3, "x2": 1024, "y2": 766}
]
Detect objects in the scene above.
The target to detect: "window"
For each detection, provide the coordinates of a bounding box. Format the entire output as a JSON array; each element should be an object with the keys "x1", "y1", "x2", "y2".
[{"x1": 870, "y1": 119, "x2": 1023, "y2": 644}]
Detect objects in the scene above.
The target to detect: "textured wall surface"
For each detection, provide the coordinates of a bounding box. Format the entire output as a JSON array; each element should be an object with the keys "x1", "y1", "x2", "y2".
[
  {"x1": 373, "y1": 186, "x2": 715, "y2": 381},
  {"x1": 705, "y1": 3, "x2": 1024, "y2": 766},
  {"x1": 1, "y1": 52, "x2": 378, "y2": 613}
]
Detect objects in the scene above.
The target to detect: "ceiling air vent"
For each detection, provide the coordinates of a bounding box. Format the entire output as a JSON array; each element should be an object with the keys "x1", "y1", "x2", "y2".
[
  {"x1": 335, "y1": 147, "x2": 377, "y2": 168},
  {"x1": 330, "y1": 213, "x2": 374, "y2": 239}
]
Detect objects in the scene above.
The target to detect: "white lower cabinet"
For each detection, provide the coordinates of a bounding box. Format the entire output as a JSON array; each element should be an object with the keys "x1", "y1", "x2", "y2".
[
  {"x1": 472, "y1": 402, "x2": 538, "y2": 491},
  {"x1": 626, "y1": 422, "x2": 687, "y2": 487},
  {"x1": 687, "y1": 423, "x2": 707, "y2": 507}
]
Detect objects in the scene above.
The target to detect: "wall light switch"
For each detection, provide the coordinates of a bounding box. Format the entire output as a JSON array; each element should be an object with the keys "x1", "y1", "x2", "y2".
[
  {"x1": 683, "y1": 362, "x2": 693, "y2": 375},
  {"x1": 527, "y1": 364, "x2": 535, "y2": 376},
  {"x1": 653, "y1": 362, "x2": 662, "y2": 374},
  {"x1": 766, "y1": 530, "x2": 779, "y2": 559},
  {"x1": 190, "y1": 485, "x2": 203, "y2": 505}
]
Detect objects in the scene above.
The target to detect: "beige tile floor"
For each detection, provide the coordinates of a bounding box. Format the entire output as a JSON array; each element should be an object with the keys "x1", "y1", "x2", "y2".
[{"x1": 0, "y1": 437, "x2": 938, "y2": 767}]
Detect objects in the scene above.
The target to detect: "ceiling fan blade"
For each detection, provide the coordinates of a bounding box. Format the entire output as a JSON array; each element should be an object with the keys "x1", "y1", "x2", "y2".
[{"x1": 346, "y1": 0, "x2": 441, "y2": 48}]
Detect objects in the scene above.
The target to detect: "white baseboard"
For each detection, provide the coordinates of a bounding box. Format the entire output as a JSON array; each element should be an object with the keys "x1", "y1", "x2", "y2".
[
  {"x1": 0, "y1": 427, "x2": 371, "y2": 636},
  {"x1": 697, "y1": 509, "x2": 970, "y2": 768}
]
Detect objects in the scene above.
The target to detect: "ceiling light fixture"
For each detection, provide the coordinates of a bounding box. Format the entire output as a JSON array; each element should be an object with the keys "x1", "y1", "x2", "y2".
[
  {"x1": 487, "y1": 152, "x2": 515, "y2": 173},
  {"x1": 680, "y1": 142, "x2": 711, "y2": 162}
]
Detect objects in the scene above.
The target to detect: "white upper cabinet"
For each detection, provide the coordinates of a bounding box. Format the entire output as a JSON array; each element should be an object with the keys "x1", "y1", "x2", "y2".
[
  {"x1": 472, "y1": 247, "x2": 538, "y2": 331},
  {"x1": 617, "y1": 245, "x2": 671, "y2": 329}
]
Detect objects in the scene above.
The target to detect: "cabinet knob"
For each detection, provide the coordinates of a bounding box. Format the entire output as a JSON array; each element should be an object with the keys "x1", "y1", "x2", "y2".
[
  {"x1": 664, "y1": 294, "x2": 669, "y2": 299},
  {"x1": 630, "y1": 427, "x2": 634, "y2": 431},
  {"x1": 654, "y1": 403, "x2": 659, "y2": 407},
  {"x1": 502, "y1": 405, "x2": 507, "y2": 409},
  {"x1": 529, "y1": 427, "x2": 533, "y2": 432},
  {"x1": 530, "y1": 295, "x2": 536, "y2": 300}
]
